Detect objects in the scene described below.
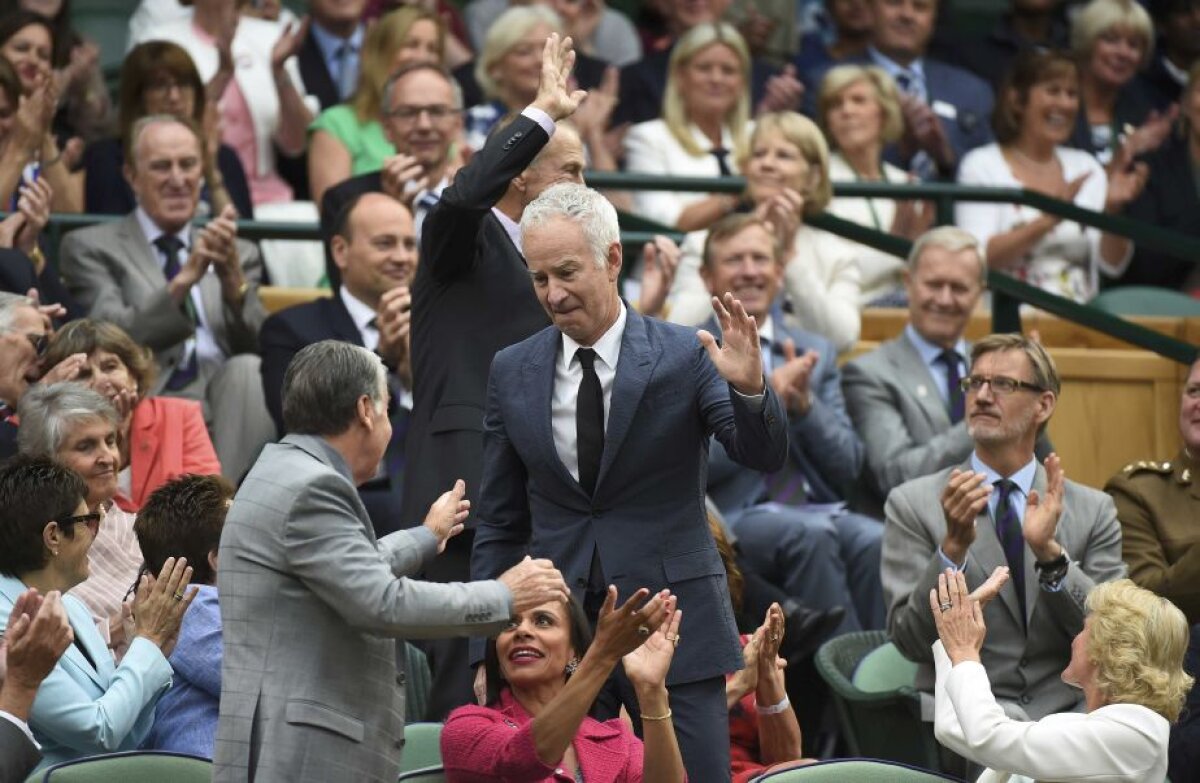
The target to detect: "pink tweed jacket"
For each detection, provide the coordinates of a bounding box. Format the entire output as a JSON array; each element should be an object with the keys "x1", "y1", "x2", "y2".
[{"x1": 442, "y1": 689, "x2": 646, "y2": 783}]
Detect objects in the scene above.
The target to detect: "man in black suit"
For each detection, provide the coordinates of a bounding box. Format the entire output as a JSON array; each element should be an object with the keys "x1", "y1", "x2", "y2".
[
  {"x1": 1138, "y1": 0, "x2": 1200, "y2": 109},
  {"x1": 0, "y1": 588, "x2": 73, "y2": 782},
  {"x1": 401, "y1": 33, "x2": 590, "y2": 718},
  {"x1": 260, "y1": 192, "x2": 417, "y2": 535},
  {"x1": 298, "y1": 0, "x2": 368, "y2": 111},
  {"x1": 320, "y1": 63, "x2": 464, "y2": 289}
]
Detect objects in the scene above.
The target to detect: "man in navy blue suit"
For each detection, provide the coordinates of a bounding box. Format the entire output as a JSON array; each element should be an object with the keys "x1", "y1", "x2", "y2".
[
  {"x1": 471, "y1": 183, "x2": 788, "y2": 780},
  {"x1": 701, "y1": 214, "x2": 884, "y2": 634}
]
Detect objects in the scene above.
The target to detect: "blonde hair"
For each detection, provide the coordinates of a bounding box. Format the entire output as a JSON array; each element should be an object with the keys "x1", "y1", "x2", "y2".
[
  {"x1": 353, "y1": 6, "x2": 446, "y2": 124},
  {"x1": 663, "y1": 23, "x2": 751, "y2": 159},
  {"x1": 1086, "y1": 580, "x2": 1193, "y2": 722},
  {"x1": 476, "y1": 5, "x2": 562, "y2": 101},
  {"x1": 817, "y1": 64, "x2": 905, "y2": 145},
  {"x1": 1071, "y1": 0, "x2": 1155, "y2": 68},
  {"x1": 745, "y1": 112, "x2": 833, "y2": 215}
]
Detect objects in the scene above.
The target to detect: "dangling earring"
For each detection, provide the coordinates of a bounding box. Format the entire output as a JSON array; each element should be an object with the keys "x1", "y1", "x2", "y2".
[{"x1": 564, "y1": 657, "x2": 580, "y2": 676}]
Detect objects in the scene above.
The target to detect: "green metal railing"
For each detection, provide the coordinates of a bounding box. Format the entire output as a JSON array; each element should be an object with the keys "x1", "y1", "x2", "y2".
[{"x1": 588, "y1": 172, "x2": 1199, "y2": 365}]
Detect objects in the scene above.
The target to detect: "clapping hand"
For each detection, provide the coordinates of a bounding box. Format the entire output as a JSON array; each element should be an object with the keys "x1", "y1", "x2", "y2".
[
  {"x1": 1023, "y1": 453, "x2": 1065, "y2": 562},
  {"x1": 756, "y1": 65, "x2": 804, "y2": 115},
  {"x1": 768, "y1": 339, "x2": 817, "y2": 416},
  {"x1": 621, "y1": 593, "x2": 681, "y2": 690},
  {"x1": 637, "y1": 235, "x2": 680, "y2": 318},
  {"x1": 1, "y1": 589, "x2": 72, "y2": 696},
  {"x1": 271, "y1": 16, "x2": 310, "y2": 73},
  {"x1": 592, "y1": 587, "x2": 670, "y2": 666},
  {"x1": 380, "y1": 154, "x2": 427, "y2": 207},
  {"x1": 531, "y1": 33, "x2": 587, "y2": 122},
  {"x1": 132, "y1": 557, "x2": 197, "y2": 658},
  {"x1": 198, "y1": 206, "x2": 246, "y2": 304},
  {"x1": 939, "y1": 469, "x2": 990, "y2": 565},
  {"x1": 375, "y1": 285, "x2": 413, "y2": 377},
  {"x1": 698, "y1": 293, "x2": 765, "y2": 395},
  {"x1": 1103, "y1": 141, "x2": 1149, "y2": 212},
  {"x1": 930, "y1": 569, "x2": 994, "y2": 665}
]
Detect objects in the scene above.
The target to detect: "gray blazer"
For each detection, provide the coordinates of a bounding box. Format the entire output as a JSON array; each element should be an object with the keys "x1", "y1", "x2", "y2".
[
  {"x1": 0, "y1": 714, "x2": 40, "y2": 781},
  {"x1": 882, "y1": 461, "x2": 1126, "y2": 720},
  {"x1": 212, "y1": 434, "x2": 512, "y2": 783},
  {"x1": 841, "y1": 334, "x2": 974, "y2": 512},
  {"x1": 58, "y1": 214, "x2": 266, "y2": 395}
]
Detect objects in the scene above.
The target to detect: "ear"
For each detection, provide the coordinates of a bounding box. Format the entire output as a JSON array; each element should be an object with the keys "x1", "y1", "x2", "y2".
[
  {"x1": 1035, "y1": 390, "x2": 1057, "y2": 426},
  {"x1": 606, "y1": 241, "x2": 623, "y2": 283},
  {"x1": 356, "y1": 394, "x2": 375, "y2": 429},
  {"x1": 122, "y1": 162, "x2": 136, "y2": 192},
  {"x1": 207, "y1": 548, "x2": 219, "y2": 576},
  {"x1": 42, "y1": 521, "x2": 61, "y2": 557},
  {"x1": 510, "y1": 171, "x2": 528, "y2": 197},
  {"x1": 331, "y1": 234, "x2": 351, "y2": 272}
]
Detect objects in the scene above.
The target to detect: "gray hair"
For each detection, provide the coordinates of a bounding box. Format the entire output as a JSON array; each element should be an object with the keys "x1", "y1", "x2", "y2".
[
  {"x1": 908, "y1": 225, "x2": 988, "y2": 284},
  {"x1": 128, "y1": 113, "x2": 202, "y2": 168},
  {"x1": 282, "y1": 341, "x2": 387, "y2": 436},
  {"x1": 17, "y1": 383, "x2": 119, "y2": 459},
  {"x1": 0, "y1": 292, "x2": 34, "y2": 332},
  {"x1": 382, "y1": 62, "x2": 464, "y2": 115},
  {"x1": 520, "y1": 183, "x2": 620, "y2": 269}
]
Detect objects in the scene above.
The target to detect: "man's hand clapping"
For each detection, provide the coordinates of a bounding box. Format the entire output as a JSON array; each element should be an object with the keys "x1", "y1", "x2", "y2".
[
  {"x1": 637, "y1": 236, "x2": 680, "y2": 318},
  {"x1": 375, "y1": 286, "x2": 412, "y2": 384},
  {"x1": 1023, "y1": 453, "x2": 1065, "y2": 562},
  {"x1": 768, "y1": 339, "x2": 817, "y2": 416},
  {"x1": 939, "y1": 469, "x2": 991, "y2": 565}
]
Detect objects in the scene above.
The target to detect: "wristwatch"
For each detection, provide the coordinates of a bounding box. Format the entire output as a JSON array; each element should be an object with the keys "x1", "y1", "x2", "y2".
[{"x1": 1034, "y1": 551, "x2": 1070, "y2": 587}]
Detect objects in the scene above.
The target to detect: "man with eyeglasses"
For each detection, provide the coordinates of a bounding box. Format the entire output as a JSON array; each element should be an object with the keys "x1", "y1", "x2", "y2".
[
  {"x1": 881, "y1": 332, "x2": 1124, "y2": 733},
  {"x1": 0, "y1": 292, "x2": 89, "y2": 462},
  {"x1": 319, "y1": 62, "x2": 464, "y2": 290}
]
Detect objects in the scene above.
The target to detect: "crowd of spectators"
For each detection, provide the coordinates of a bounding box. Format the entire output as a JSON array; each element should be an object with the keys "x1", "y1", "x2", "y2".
[{"x1": 0, "y1": 0, "x2": 1197, "y2": 780}]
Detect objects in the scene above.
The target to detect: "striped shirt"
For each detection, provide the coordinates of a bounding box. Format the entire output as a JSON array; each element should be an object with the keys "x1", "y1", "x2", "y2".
[{"x1": 71, "y1": 506, "x2": 143, "y2": 661}]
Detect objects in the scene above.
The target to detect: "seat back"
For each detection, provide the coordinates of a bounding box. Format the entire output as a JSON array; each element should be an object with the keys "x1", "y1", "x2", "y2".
[
  {"x1": 1089, "y1": 286, "x2": 1200, "y2": 317},
  {"x1": 400, "y1": 722, "x2": 444, "y2": 774},
  {"x1": 852, "y1": 641, "x2": 919, "y2": 693},
  {"x1": 752, "y1": 758, "x2": 962, "y2": 781},
  {"x1": 814, "y1": 631, "x2": 940, "y2": 770},
  {"x1": 39, "y1": 751, "x2": 212, "y2": 782},
  {"x1": 397, "y1": 765, "x2": 447, "y2": 782},
  {"x1": 402, "y1": 642, "x2": 433, "y2": 723}
]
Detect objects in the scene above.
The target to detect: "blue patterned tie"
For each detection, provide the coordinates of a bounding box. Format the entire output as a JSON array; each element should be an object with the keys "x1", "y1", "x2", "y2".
[
  {"x1": 154, "y1": 235, "x2": 198, "y2": 390},
  {"x1": 993, "y1": 479, "x2": 1026, "y2": 627},
  {"x1": 938, "y1": 349, "x2": 965, "y2": 424}
]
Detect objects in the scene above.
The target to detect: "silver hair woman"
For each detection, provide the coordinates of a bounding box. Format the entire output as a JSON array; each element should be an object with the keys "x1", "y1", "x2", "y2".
[{"x1": 18, "y1": 382, "x2": 145, "y2": 658}]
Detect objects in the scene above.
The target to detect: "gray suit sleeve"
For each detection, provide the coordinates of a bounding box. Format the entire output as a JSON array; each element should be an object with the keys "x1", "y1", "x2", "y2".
[
  {"x1": 842, "y1": 359, "x2": 973, "y2": 498},
  {"x1": 1036, "y1": 492, "x2": 1126, "y2": 635},
  {"x1": 882, "y1": 485, "x2": 948, "y2": 663},
  {"x1": 217, "y1": 239, "x2": 267, "y2": 355},
  {"x1": 285, "y1": 473, "x2": 512, "y2": 639},
  {"x1": 58, "y1": 231, "x2": 193, "y2": 351}
]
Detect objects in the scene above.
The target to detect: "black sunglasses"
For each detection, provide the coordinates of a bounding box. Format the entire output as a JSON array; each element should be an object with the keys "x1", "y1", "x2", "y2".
[{"x1": 60, "y1": 511, "x2": 102, "y2": 536}]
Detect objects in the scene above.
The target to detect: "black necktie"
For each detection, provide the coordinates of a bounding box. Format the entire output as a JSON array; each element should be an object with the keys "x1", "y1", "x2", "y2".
[
  {"x1": 154, "y1": 234, "x2": 198, "y2": 390},
  {"x1": 711, "y1": 147, "x2": 732, "y2": 177},
  {"x1": 993, "y1": 479, "x2": 1027, "y2": 627},
  {"x1": 575, "y1": 348, "x2": 604, "y2": 495},
  {"x1": 937, "y1": 349, "x2": 965, "y2": 424}
]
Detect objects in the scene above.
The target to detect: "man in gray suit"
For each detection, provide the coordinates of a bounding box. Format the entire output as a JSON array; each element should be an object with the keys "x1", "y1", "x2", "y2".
[
  {"x1": 882, "y1": 333, "x2": 1125, "y2": 722},
  {"x1": 213, "y1": 340, "x2": 567, "y2": 783},
  {"x1": 0, "y1": 588, "x2": 73, "y2": 782},
  {"x1": 842, "y1": 227, "x2": 985, "y2": 515},
  {"x1": 59, "y1": 115, "x2": 273, "y2": 480}
]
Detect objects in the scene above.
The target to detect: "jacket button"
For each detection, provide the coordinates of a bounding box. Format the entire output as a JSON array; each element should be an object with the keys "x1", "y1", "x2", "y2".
[
  {"x1": 396, "y1": 673, "x2": 406, "y2": 686},
  {"x1": 1019, "y1": 657, "x2": 1028, "y2": 668},
  {"x1": 1020, "y1": 694, "x2": 1031, "y2": 705}
]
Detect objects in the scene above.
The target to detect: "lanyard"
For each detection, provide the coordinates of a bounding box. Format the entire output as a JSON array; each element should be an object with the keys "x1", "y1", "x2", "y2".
[{"x1": 852, "y1": 163, "x2": 890, "y2": 231}]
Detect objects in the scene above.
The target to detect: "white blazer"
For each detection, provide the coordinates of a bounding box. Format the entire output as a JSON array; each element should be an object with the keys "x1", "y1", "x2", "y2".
[
  {"x1": 624, "y1": 119, "x2": 740, "y2": 229},
  {"x1": 145, "y1": 17, "x2": 319, "y2": 178},
  {"x1": 826, "y1": 153, "x2": 912, "y2": 306},
  {"x1": 932, "y1": 641, "x2": 1169, "y2": 783},
  {"x1": 668, "y1": 222, "x2": 862, "y2": 353}
]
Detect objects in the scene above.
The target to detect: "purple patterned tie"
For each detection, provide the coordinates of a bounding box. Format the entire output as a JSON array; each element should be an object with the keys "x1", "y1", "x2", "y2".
[
  {"x1": 994, "y1": 479, "x2": 1026, "y2": 627},
  {"x1": 938, "y1": 349, "x2": 965, "y2": 424}
]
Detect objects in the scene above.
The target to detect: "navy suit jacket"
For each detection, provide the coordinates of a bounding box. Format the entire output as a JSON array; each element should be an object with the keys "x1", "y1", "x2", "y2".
[
  {"x1": 705, "y1": 313, "x2": 864, "y2": 518},
  {"x1": 471, "y1": 308, "x2": 789, "y2": 684},
  {"x1": 298, "y1": 30, "x2": 340, "y2": 112}
]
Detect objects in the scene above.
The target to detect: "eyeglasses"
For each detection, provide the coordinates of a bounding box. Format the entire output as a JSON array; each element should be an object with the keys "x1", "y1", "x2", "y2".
[
  {"x1": 387, "y1": 104, "x2": 459, "y2": 122},
  {"x1": 959, "y1": 374, "x2": 1045, "y2": 395},
  {"x1": 3, "y1": 330, "x2": 48, "y2": 356},
  {"x1": 59, "y1": 511, "x2": 102, "y2": 536},
  {"x1": 144, "y1": 79, "x2": 194, "y2": 97}
]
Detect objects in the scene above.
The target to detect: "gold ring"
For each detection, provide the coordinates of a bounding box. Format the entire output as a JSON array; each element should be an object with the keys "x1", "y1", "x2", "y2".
[
  {"x1": 637, "y1": 624, "x2": 650, "y2": 637},
  {"x1": 769, "y1": 633, "x2": 779, "y2": 643},
  {"x1": 173, "y1": 592, "x2": 184, "y2": 602},
  {"x1": 939, "y1": 601, "x2": 953, "y2": 613},
  {"x1": 672, "y1": 636, "x2": 680, "y2": 647}
]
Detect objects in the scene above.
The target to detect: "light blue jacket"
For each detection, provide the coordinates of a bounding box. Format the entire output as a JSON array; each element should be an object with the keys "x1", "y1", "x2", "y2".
[{"x1": 0, "y1": 574, "x2": 173, "y2": 770}]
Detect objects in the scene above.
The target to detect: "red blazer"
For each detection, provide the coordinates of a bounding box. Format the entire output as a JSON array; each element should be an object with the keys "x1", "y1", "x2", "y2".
[
  {"x1": 115, "y1": 397, "x2": 221, "y2": 512},
  {"x1": 442, "y1": 689, "x2": 647, "y2": 783}
]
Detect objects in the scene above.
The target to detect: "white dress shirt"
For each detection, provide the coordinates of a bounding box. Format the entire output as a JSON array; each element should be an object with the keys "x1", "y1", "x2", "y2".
[
  {"x1": 904, "y1": 323, "x2": 968, "y2": 405},
  {"x1": 339, "y1": 286, "x2": 413, "y2": 409},
  {"x1": 0, "y1": 708, "x2": 37, "y2": 747},
  {"x1": 135, "y1": 208, "x2": 223, "y2": 371},
  {"x1": 552, "y1": 302, "x2": 627, "y2": 482}
]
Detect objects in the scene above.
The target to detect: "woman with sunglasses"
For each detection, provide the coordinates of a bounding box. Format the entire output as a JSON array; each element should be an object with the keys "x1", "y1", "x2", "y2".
[
  {"x1": 0, "y1": 454, "x2": 194, "y2": 772},
  {"x1": 16, "y1": 382, "x2": 147, "y2": 661}
]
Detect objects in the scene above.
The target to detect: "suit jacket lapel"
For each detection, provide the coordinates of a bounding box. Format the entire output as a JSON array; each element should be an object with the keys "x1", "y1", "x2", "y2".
[
  {"x1": 329, "y1": 297, "x2": 363, "y2": 345},
  {"x1": 64, "y1": 598, "x2": 111, "y2": 688},
  {"x1": 119, "y1": 214, "x2": 170, "y2": 293},
  {"x1": 130, "y1": 401, "x2": 163, "y2": 504},
  {"x1": 890, "y1": 335, "x2": 952, "y2": 431},
  {"x1": 596, "y1": 309, "x2": 657, "y2": 491},
  {"x1": 522, "y1": 329, "x2": 579, "y2": 492}
]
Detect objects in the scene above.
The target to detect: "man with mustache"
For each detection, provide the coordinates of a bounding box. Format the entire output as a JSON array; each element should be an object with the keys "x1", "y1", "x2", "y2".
[
  {"x1": 881, "y1": 332, "x2": 1124, "y2": 728},
  {"x1": 58, "y1": 116, "x2": 271, "y2": 482}
]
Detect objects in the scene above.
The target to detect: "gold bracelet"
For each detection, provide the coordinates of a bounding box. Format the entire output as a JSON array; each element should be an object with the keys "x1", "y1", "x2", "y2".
[{"x1": 641, "y1": 708, "x2": 672, "y2": 722}]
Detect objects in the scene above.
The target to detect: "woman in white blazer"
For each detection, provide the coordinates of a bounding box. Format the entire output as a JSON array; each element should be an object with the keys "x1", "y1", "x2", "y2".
[
  {"x1": 932, "y1": 570, "x2": 1192, "y2": 783},
  {"x1": 0, "y1": 456, "x2": 194, "y2": 772},
  {"x1": 623, "y1": 22, "x2": 751, "y2": 232},
  {"x1": 145, "y1": 0, "x2": 317, "y2": 206},
  {"x1": 820, "y1": 64, "x2": 932, "y2": 307},
  {"x1": 667, "y1": 112, "x2": 863, "y2": 353}
]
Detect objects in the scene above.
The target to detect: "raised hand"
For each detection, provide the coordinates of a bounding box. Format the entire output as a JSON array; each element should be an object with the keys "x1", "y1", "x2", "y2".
[
  {"x1": 531, "y1": 32, "x2": 587, "y2": 122},
  {"x1": 498, "y1": 556, "x2": 569, "y2": 614},
  {"x1": 697, "y1": 292, "x2": 765, "y2": 396},
  {"x1": 132, "y1": 557, "x2": 197, "y2": 657},
  {"x1": 1126, "y1": 104, "x2": 1178, "y2": 157},
  {"x1": 1023, "y1": 452, "x2": 1065, "y2": 562},
  {"x1": 271, "y1": 16, "x2": 311, "y2": 73},
  {"x1": 198, "y1": 206, "x2": 246, "y2": 303},
  {"x1": 572, "y1": 64, "x2": 619, "y2": 140},
  {"x1": 930, "y1": 569, "x2": 987, "y2": 664},
  {"x1": 622, "y1": 595, "x2": 681, "y2": 690},
  {"x1": 376, "y1": 285, "x2": 413, "y2": 379},
  {"x1": 1104, "y1": 143, "x2": 1148, "y2": 212},
  {"x1": 591, "y1": 586, "x2": 669, "y2": 665},
  {"x1": 13, "y1": 177, "x2": 52, "y2": 256},
  {"x1": 967, "y1": 565, "x2": 1010, "y2": 608},
  {"x1": 40, "y1": 352, "x2": 87, "y2": 385},
  {"x1": 939, "y1": 469, "x2": 990, "y2": 565},
  {"x1": 380, "y1": 153, "x2": 427, "y2": 206},
  {"x1": 423, "y1": 479, "x2": 469, "y2": 552},
  {"x1": 755, "y1": 602, "x2": 787, "y2": 683},
  {"x1": 768, "y1": 339, "x2": 817, "y2": 416},
  {"x1": 637, "y1": 235, "x2": 680, "y2": 318},
  {"x1": 2, "y1": 589, "x2": 72, "y2": 695},
  {"x1": 756, "y1": 64, "x2": 804, "y2": 115}
]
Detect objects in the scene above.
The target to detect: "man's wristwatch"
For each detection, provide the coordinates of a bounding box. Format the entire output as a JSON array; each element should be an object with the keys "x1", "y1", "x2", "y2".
[{"x1": 1034, "y1": 551, "x2": 1070, "y2": 587}]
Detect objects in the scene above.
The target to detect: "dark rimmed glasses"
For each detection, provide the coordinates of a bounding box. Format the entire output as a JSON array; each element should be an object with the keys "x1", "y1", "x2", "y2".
[
  {"x1": 959, "y1": 375, "x2": 1045, "y2": 395},
  {"x1": 60, "y1": 511, "x2": 102, "y2": 536}
]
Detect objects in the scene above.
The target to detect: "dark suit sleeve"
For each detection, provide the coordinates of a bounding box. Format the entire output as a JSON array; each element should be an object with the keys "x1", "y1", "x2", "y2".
[
  {"x1": 471, "y1": 357, "x2": 533, "y2": 583},
  {"x1": 217, "y1": 144, "x2": 254, "y2": 220},
  {"x1": 420, "y1": 114, "x2": 551, "y2": 286},
  {"x1": 0, "y1": 715, "x2": 41, "y2": 782},
  {"x1": 696, "y1": 345, "x2": 789, "y2": 474},
  {"x1": 82, "y1": 138, "x2": 135, "y2": 215},
  {"x1": 788, "y1": 339, "x2": 864, "y2": 498},
  {"x1": 259, "y1": 310, "x2": 304, "y2": 435}
]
